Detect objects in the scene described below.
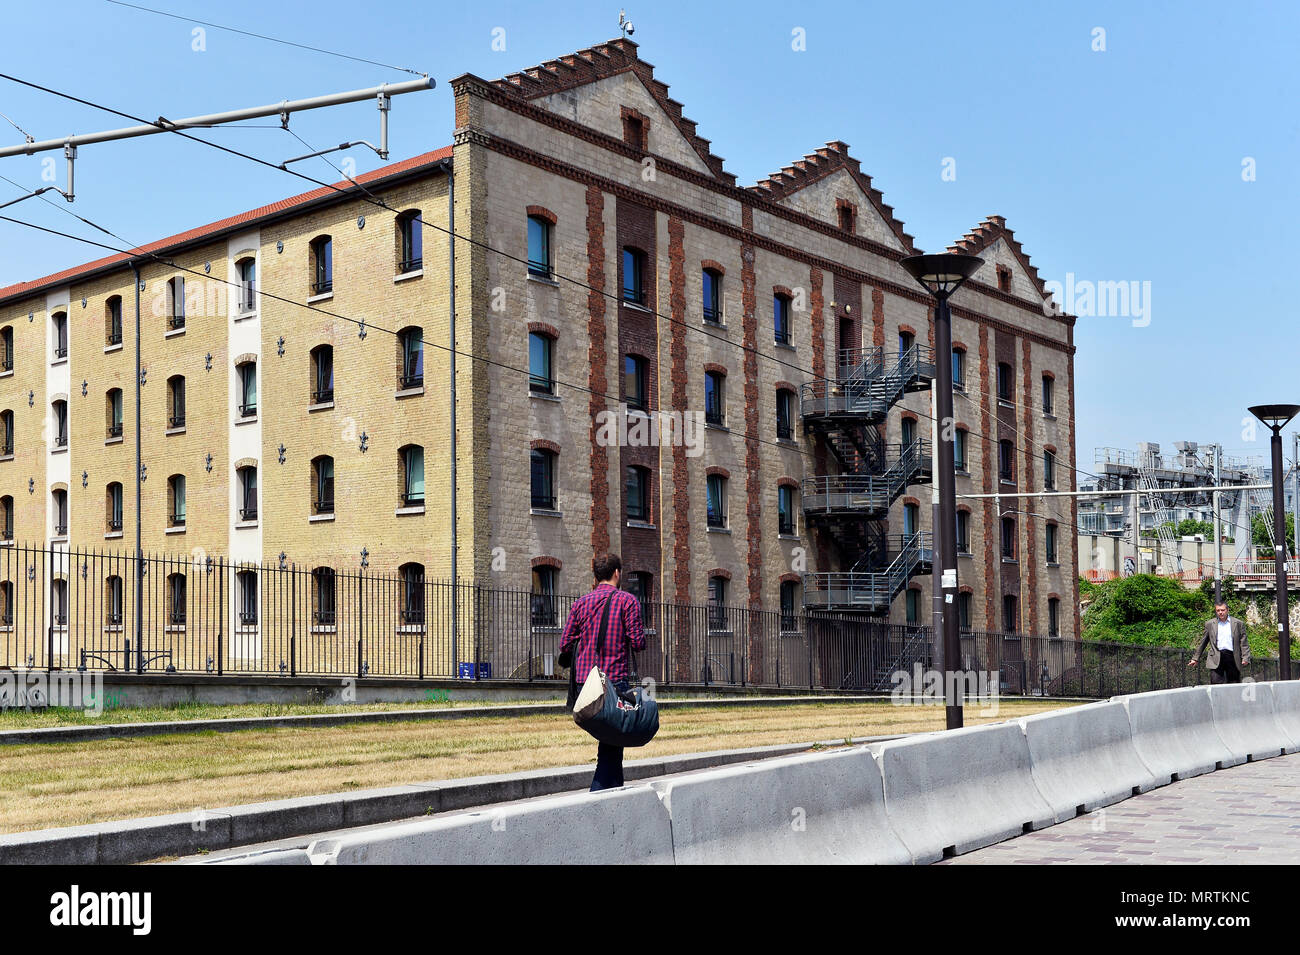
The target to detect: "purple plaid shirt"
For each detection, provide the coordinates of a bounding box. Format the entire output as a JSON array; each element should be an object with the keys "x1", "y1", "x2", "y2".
[{"x1": 559, "y1": 583, "x2": 646, "y2": 684}]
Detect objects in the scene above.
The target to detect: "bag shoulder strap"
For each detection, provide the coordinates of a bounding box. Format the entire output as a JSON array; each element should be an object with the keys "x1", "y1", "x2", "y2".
[{"x1": 594, "y1": 589, "x2": 617, "y2": 655}]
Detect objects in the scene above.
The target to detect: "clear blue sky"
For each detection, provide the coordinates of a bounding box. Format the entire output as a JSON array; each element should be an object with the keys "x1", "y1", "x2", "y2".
[{"x1": 2, "y1": 0, "x2": 1297, "y2": 475}]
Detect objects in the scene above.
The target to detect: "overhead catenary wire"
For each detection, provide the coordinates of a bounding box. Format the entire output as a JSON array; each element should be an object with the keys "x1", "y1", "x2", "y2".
[{"x1": 103, "y1": 0, "x2": 426, "y2": 76}]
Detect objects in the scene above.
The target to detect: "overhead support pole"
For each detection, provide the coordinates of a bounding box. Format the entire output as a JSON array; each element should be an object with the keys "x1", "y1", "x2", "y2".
[{"x1": 0, "y1": 77, "x2": 433, "y2": 159}]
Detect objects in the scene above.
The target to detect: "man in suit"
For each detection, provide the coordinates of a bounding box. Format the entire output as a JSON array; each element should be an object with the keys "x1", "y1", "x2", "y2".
[{"x1": 1189, "y1": 599, "x2": 1251, "y2": 684}]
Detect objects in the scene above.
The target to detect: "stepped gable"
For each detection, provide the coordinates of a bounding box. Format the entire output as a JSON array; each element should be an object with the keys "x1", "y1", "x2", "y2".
[
  {"x1": 492, "y1": 37, "x2": 733, "y2": 185},
  {"x1": 748, "y1": 141, "x2": 916, "y2": 254},
  {"x1": 947, "y1": 214, "x2": 1050, "y2": 300}
]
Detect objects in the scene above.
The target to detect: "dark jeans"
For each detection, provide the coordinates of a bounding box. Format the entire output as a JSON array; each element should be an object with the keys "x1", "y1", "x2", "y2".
[
  {"x1": 590, "y1": 680, "x2": 629, "y2": 792},
  {"x1": 1211, "y1": 649, "x2": 1242, "y2": 685}
]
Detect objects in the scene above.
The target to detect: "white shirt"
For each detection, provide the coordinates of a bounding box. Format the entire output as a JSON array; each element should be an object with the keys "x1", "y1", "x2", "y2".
[{"x1": 1217, "y1": 619, "x2": 1234, "y2": 651}]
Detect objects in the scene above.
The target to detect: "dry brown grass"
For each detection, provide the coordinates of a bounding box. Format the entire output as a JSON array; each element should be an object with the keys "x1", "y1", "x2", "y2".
[{"x1": 0, "y1": 698, "x2": 1076, "y2": 833}]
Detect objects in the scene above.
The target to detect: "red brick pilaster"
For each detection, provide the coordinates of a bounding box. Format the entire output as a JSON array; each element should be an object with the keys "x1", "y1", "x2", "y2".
[
  {"x1": 979, "y1": 324, "x2": 995, "y2": 629},
  {"x1": 1021, "y1": 336, "x2": 1037, "y2": 635},
  {"x1": 741, "y1": 205, "x2": 764, "y2": 681},
  {"x1": 810, "y1": 266, "x2": 830, "y2": 576},
  {"x1": 668, "y1": 216, "x2": 691, "y2": 681},
  {"x1": 585, "y1": 185, "x2": 610, "y2": 555}
]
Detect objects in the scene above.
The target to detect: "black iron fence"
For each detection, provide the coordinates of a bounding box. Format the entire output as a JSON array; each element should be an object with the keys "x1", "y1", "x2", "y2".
[{"x1": 0, "y1": 541, "x2": 1282, "y2": 695}]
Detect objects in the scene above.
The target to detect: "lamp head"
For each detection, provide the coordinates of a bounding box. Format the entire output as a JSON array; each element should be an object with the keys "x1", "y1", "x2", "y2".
[
  {"x1": 900, "y1": 253, "x2": 984, "y2": 299},
  {"x1": 1249, "y1": 403, "x2": 1300, "y2": 432}
]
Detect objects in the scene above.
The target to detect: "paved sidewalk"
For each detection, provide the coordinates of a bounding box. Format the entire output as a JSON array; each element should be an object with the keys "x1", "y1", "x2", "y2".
[{"x1": 946, "y1": 752, "x2": 1300, "y2": 864}]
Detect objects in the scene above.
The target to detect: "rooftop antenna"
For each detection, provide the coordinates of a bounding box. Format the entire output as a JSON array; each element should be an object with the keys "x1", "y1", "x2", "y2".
[{"x1": 619, "y1": 9, "x2": 635, "y2": 37}]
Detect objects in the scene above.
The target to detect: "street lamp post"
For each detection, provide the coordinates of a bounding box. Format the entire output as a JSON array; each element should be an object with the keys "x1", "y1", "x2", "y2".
[
  {"x1": 1249, "y1": 404, "x2": 1300, "y2": 681},
  {"x1": 901, "y1": 253, "x2": 984, "y2": 729}
]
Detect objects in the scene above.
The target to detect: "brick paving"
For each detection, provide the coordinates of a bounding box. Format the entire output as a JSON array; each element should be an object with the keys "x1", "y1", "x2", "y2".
[{"x1": 944, "y1": 752, "x2": 1300, "y2": 864}]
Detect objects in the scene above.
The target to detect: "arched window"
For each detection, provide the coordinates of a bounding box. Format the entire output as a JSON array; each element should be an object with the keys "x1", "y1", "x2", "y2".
[
  {"x1": 105, "y1": 483, "x2": 123, "y2": 533},
  {"x1": 235, "y1": 569, "x2": 258, "y2": 626},
  {"x1": 527, "y1": 214, "x2": 552, "y2": 278},
  {"x1": 0, "y1": 494, "x2": 12, "y2": 541},
  {"x1": 52, "y1": 489, "x2": 68, "y2": 538},
  {"x1": 0, "y1": 580, "x2": 13, "y2": 627},
  {"x1": 708, "y1": 575, "x2": 728, "y2": 630},
  {"x1": 528, "y1": 331, "x2": 554, "y2": 395},
  {"x1": 1046, "y1": 523, "x2": 1059, "y2": 563},
  {"x1": 397, "y1": 210, "x2": 423, "y2": 274},
  {"x1": 105, "y1": 575, "x2": 124, "y2": 626},
  {"x1": 999, "y1": 439, "x2": 1015, "y2": 481},
  {"x1": 1048, "y1": 598, "x2": 1061, "y2": 637},
  {"x1": 625, "y1": 571, "x2": 652, "y2": 622},
  {"x1": 51, "y1": 311, "x2": 68, "y2": 359},
  {"x1": 0, "y1": 409, "x2": 11, "y2": 456},
  {"x1": 310, "y1": 344, "x2": 334, "y2": 404},
  {"x1": 621, "y1": 247, "x2": 645, "y2": 304},
  {"x1": 954, "y1": 427, "x2": 967, "y2": 471},
  {"x1": 956, "y1": 509, "x2": 970, "y2": 555},
  {"x1": 531, "y1": 565, "x2": 557, "y2": 626},
  {"x1": 51, "y1": 399, "x2": 67, "y2": 449},
  {"x1": 397, "y1": 326, "x2": 423, "y2": 389},
  {"x1": 958, "y1": 591, "x2": 973, "y2": 631},
  {"x1": 312, "y1": 455, "x2": 335, "y2": 515},
  {"x1": 997, "y1": 362, "x2": 1013, "y2": 401},
  {"x1": 952, "y1": 347, "x2": 965, "y2": 391},
  {"x1": 105, "y1": 297, "x2": 122, "y2": 346},
  {"x1": 0, "y1": 325, "x2": 12, "y2": 371},
  {"x1": 237, "y1": 465, "x2": 258, "y2": 521},
  {"x1": 167, "y1": 375, "x2": 185, "y2": 430},
  {"x1": 166, "y1": 572, "x2": 186, "y2": 626},
  {"x1": 776, "y1": 388, "x2": 794, "y2": 440},
  {"x1": 399, "y1": 445, "x2": 424, "y2": 508},
  {"x1": 623, "y1": 354, "x2": 648, "y2": 411},
  {"x1": 702, "y1": 269, "x2": 722, "y2": 324},
  {"x1": 51, "y1": 578, "x2": 68, "y2": 627},
  {"x1": 704, "y1": 369, "x2": 725, "y2": 426},
  {"x1": 778, "y1": 485, "x2": 795, "y2": 536},
  {"x1": 1042, "y1": 375, "x2": 1055, "y2": 415},
  {"x1": 530, "y1": 447, "x2": 556, "y2": 510},
  {"x1": 1043, "y1": 449, "x2": 1057, "y2": 490},
  {"x1": 310, "y1": 235, "x2": 333, "y2": 295},
  {"x1": 773, "y1": 292, "x2": 791, "y2": 345},
  {"x1": 166, "y1": 278, "x2": 185, "y2": 331},
  {"x1": 399, "y1": 562, "x2": 424, "y2": 625},
  {"x1": 106, "y1": 389, "x2": 123, "y2": 440},
  {"x1": 625, "y1": 465, "x2": 649, "y2": 522},
  {"x1": 1002, "y1": 516, "x2": 1017, "y2": 560},
  {"x1": 780, "y1": 580, "x2": 799, "y2": 632},
  {"x1": 312, "y1": 568, "x2": 337, "y2": 626},
  {"x1": 237, "y1": 361, "x2": 257, "y2": 418},
  {"x1": 706, "y1": 473, "x2": 727, "y2": 528},
  {"x1": 167, "y1": 474, "x2": 186, "y2": 528},
  {"x1": 236, "y1": 257, "x2": 256, "y2": 313}
]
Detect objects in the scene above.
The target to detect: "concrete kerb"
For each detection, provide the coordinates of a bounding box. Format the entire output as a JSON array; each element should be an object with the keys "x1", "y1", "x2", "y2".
[
  {"x1": 1113, "y1": 685, "x2": 1237, "y2": 783},
  {"x1": 874, "y1": 721, "x2": 1055, "y2": 865},
  {"x1": 651, "y1": 746, "x2": 910, "y2": 864},
  {"x1": 1018, "y1": 700, "x2": 1161, "y2": 824},
  {"x1": 1206, "y1": 682, "x2": 1290, "y2": 763},
  {"x1": 1269, "y1": 681, "x2": 1300, "y2": 753},
  {"x1": 306, "y1": 785, "x2": 675, "y2": 865}
]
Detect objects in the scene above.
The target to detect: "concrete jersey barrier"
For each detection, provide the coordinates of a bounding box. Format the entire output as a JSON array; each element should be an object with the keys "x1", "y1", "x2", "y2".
[
  {"x1": 1115, "y1": 685, "x2": 1237, "y2": 782},
  {"x1": 305, "y1": 785, "x2": 674, "y2": 865},
  {"x1": 1018, "y1": 701, "x2": 1161, "y2": 824},
  {"x1": 1206, "y1": 683, "x2": 1290, "y2": 762},
  {"x1": 651, "y1": 747, "x2": 909, "y2": 865},
  {"x1": 874, "y1": 721, "x2": 1055, "y2": 864},
  {"x1": 1269, "y1": 681, "x2": 1300, "y2": 753}
]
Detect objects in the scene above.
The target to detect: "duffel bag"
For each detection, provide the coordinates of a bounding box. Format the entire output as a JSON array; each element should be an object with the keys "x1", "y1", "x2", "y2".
[{"x1": 573, "y1": 666, "x2": 659, "y2": 747}]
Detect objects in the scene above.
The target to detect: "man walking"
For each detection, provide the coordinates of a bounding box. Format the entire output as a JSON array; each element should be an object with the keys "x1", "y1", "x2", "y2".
[
  {"x1": 559, "y1": 553, "x2": 646, "y2": 791},
  {"x1": 1189, "y1": 599, "x2": 1251, "y2": 684}
]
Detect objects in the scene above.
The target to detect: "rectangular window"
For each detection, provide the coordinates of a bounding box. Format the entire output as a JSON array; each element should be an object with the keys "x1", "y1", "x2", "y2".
[
  {"x1": 107, "y1": 301, "x2": 122, "y2": 346},
  {"x1": 312, "y1": 238, "x2": 332, "y2": 294},
  {"x1": 239, "y1": 364, "x2": 257, "y2": 417},
  {"x1": 705, "y1": 373, "x2": 724, "y2": 426},
  {"x1": 999, "y1": 440, "x2": 1014, "y2": 481},
  {"x1": 776, "y1": 391, "x2": 792, "y2": 440},
  {"x1": 703, "y1": 270, "x2": 721, "y2": 324},
  {"x1": 706, "y1": 475, "x2": 726, "y2": 528},
  {"x1": 954, "y1": 429, "x2": 966, "y2": 471},
  {"x1": 531, "y1": 567, "x2": 557, "y2": 626},
  {"x1": 1002, "y1": 517, "x2": 1016, "y2": 559},
  {"x1": 530, "y1": 449, "x2": 555, "y2": 510},
  {"x1": 1043, "y1": 450, "x2": 1056, "y2": 490},
  {"x1": 622, "y1": 248, "x2": 643, "y2": 304},
  {"x1": 956, "y1": 510, "x2": 970, "y2": 554},
  {"x1": 401, "y1": 331, "x2": 423, "y2": 389},
  {"x1": 404, "y1": 446, "x2": 425, "y2": 506},
  {"x1": 527, "y1": 216, "x2": 551, "y2": 278},
  {"x1": 774, "y1": 295, "x2": 790, "y2": 345},
  {"x1": 906, "y1": 588, "x2": 919, "y2": 624},
  {"x1": 623, "y1": 355, "x2": 647, "y2": 410},
  {"x1": 958, "y1": 591, "x2": 972, "y2": 630},
  {"x1": 1046, "y1": 523, "x2": 1058, "y2": 563},
  {"x1": 1049, "y1": 598, "x2": 1060, "y2": 637},
  {"x1": 1003, "y1": 594, "x2": 1018, "y2": 633},
  {"x1": 529, "y1": 334, "x2": 554, "y2": 394},
  {"x1": 778, "y1": 486, "x2": 794, "y2": 535},
  {"x1": 625, "y1": 467, "x2": 648, "y2": 521},
  {"x1": 1042, "y1": 376, "x2": 1054, "y2": 415},
  {"x1": 400, "y1": 215, "x2": 423, "y2": 273},
  {"x1": 952, "y1": 349, "x2": 965, "y2": 390},
  {"x1": 997, "y1": 363, "x2": 1011, "y2": 401}
]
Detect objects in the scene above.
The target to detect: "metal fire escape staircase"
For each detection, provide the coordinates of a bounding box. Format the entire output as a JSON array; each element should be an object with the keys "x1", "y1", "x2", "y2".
[
  {"x1": 800, "y1": 345, "x2": 935, "y2": 613},
  {"x1": 1136, "y1": 452, "x2": 1182, "y2": 575}
]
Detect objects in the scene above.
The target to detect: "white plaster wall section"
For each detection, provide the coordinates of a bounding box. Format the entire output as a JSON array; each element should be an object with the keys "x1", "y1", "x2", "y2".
[
  {"x1": 227, "y1": 231, "x2": 262, "y2": 659},
  {"x1": 45, "y1": 287, "x2": 72, "y2": 653}
]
